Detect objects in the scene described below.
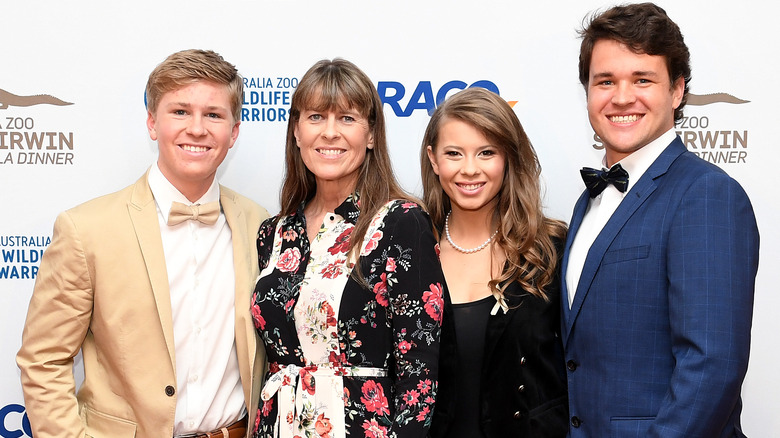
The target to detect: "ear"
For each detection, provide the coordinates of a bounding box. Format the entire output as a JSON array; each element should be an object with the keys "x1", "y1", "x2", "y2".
[
  {"x1": 146, "y1": 111, "x2": 158, "y2": 141},
  {"x1": 294, "y1": 122, "x2": 301, "y2": 148},
  {"x1": 671, "y1": 76, "x2": 685, "y2": 109},
  {"x1": 229, "y1": 121, "x2": 240, "y2": 149},
  {"x1": 367, "y1": 131, "x2": 375, "y2": 150},
  {"x1": 426, "y1": 145, "x2": 439, "y2": 175}
]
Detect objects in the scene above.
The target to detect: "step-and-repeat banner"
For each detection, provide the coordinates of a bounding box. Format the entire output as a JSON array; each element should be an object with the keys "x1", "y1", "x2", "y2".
[{"x1": 2, "y1": 1, "x2": 776, "y2": 435}]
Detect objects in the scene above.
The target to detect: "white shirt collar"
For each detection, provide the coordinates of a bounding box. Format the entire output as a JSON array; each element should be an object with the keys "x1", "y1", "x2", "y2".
[
  {"x1": 147, "y1": 163, "x2": 221, "y2": 224},
  {"x1": 604, "y1": 128, "x2": 677, "y2": 194}
]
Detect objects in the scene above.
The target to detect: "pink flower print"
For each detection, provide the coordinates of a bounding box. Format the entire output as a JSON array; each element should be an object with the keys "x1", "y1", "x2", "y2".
[
  {"x1": 320, "y1": 302, "x2": 337, "y2": 327},
  {"x1": 315, "y1": 413, "x2": 333, "y2": 438},
  {"x1": 385, "y1": 257, "x2": 396, "y2": 273},
  {"x1": 401, "y1": 202, "x2": 418, "y2": 211},
  {"x1": 361, "y1": 230, "x2": 383, "y2": 255},
  {"x1": 417, "y1": 379, "x2": 432, "y2": 394},
  {"x1": 397, "y1": 340, "x2": 413, "y2": 355},
  {"x1": 300, "y1": 368, "x2": 316, "y2": 395},
  {"x1": 362, "y1": 419, "x2": 388, "y2": 438},
  {"x1": 402, "y1": 389, "x2": 420, "y2": 406},
  {"x1": 360, "y1": 381, "x2": 390, "y2": 416},
  {"x1": 423, "y1": 282, "x2": 445, "y2": 323},
  {"x1": 277, "y1": 247, "x2": 301, "y2": 273},
  {"x1": 415, "y1": 405, "x2": 431, "y2": 422},
  {"x1": 373, "y1": 273, "x2": 389, "y2": 307},
  {"x1": 251, "y1": 304, "x2": 266, "y2": 330},
  {"x1": 284, "y1": 299, "x2": 295, "y2": 315},
  {"x1": 328, "y1": 228, "x2": 353, "y2": 255},
  {"x1": 282, "y1": 229, "x2": 298, "y2": 242},
  {"x1": 261, "y1": 397, "x2": 274, "y2": 416},
  {"x1": 320, "y1": 262, "x2": 344, "y2": 279}
]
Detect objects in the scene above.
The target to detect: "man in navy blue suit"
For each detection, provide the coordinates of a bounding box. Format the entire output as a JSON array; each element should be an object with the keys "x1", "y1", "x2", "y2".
[{"x1": 561, "y1": 3, "x2": 760, "y2": 437}]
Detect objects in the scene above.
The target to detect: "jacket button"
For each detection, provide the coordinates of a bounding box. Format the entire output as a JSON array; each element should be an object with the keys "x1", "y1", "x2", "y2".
[
  {"x1": 513, "y1": 411, "x2": 521, "y2": 420},
  {"x1": 517, "y1": 384, "x2": 525, "y2": 393},
  {"x1": 571, "y1": 416, "x2": 581, "y2": 428},
  {"x1": 165, "y1": 385, "x2": 175, "y2": 396},
  {"x1": 520, "y1": 356, "x2": 527, "y2": 366},
  {"x1": 566, "y1": 360, "x2": 577, "y2": 371}
]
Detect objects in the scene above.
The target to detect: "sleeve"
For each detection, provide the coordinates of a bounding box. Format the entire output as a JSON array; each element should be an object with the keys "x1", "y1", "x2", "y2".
[
  {"x1": 16, "y1": 211, "x2": 94, "y2": 438},
  {"x1": 648, "y1": 172, "x2": 759, "y2": 437},
  {"x1": 382, "y1": 203, "x2": 446, "y2": 438}
]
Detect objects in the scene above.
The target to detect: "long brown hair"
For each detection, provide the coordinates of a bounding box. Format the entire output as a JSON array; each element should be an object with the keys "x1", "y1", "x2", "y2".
[
  {"x1": 420, "y1": 88, "x2": 566, "y2": 299},
  {"x1": 281, "y1": 58, "x2": 416, "y2": 266}
]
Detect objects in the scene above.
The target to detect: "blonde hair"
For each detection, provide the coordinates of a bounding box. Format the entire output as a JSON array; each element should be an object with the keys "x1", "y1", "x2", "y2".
[
  {"x1": 281, "y1": 58, "x2": 418, "y2": 268},
  {"x1": 145, "y1": 49, "x2": 243, "y2": 121},
  {"x1": 420, "y1": 88, "x2": 566, "y2": 299}
]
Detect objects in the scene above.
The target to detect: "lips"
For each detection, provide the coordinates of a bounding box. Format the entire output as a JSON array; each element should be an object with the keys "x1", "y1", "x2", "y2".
[{"x1": 609, "y1": 114, "x2": 641, "y2": 123}]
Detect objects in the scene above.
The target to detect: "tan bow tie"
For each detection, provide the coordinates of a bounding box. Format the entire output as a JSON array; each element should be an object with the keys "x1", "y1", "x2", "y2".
[{"x1": 167, "y1": 201, "x2": 220, "y2": 226}]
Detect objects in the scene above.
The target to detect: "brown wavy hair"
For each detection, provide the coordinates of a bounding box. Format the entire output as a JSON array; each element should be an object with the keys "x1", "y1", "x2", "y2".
[
  {"x1": 280, "y1": 58, "x2": 416, "y2": 267},
  {"x1": 578, "y1": 2, "x2": 691, "y2": 123},
  {"x1": 420, "y1": 88, "x2": 566, "y2": 300},
  {"x1": 146, "y1": 49, "x2": 243, "y2": 122}
]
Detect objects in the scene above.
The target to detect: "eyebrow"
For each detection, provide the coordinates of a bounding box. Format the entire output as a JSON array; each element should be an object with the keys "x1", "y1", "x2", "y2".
[
  {"x1": 166, "y1": 102, "x2": 228, "y2": 112},
  {"x1": 591, "y1": 70, "x2": 660, "y2": 79}
]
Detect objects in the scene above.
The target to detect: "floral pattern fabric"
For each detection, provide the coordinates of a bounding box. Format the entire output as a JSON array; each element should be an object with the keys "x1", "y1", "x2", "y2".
[{"x1": 252, "y1": 195, "x2": 445, "y2": 438}]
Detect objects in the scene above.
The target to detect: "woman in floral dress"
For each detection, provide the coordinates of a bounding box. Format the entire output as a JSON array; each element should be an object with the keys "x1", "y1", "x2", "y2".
[{"x1": 251, "y1": 58, "x2": 445, "y2": 438}]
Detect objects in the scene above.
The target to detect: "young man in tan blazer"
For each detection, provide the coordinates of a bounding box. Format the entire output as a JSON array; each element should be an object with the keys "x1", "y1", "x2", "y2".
[{"x1": 16, "y1": 49, "x2": 269, "y2": 438}]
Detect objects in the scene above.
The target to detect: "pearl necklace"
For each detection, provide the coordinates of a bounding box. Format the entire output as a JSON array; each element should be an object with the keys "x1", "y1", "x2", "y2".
[{"x1": 444, "y1": 211, "x2": 498, "y2": 254}]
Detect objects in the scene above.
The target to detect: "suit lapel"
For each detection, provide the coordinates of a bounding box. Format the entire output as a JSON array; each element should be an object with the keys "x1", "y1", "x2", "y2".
[
  {"x1": 220, "y1": 186, "x2": 257, "y2": 409},
  {"x1": 127, "y1": 171, "x2": 176, "y2": 364},
  {"x1": 561, "y1": 191, "x2": 590, "y2": 334},
  {"x1": 564, "y1": 139, "x2": 687, "y2": 342}
]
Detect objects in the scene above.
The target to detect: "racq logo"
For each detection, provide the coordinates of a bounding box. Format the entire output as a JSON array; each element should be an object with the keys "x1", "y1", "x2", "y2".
[
  {"x1": 0, "y1": 404, "x2": 32, "y2": 438},
  {"x1": 377, "y1": 80, "x2": 515, "y2": 117}
]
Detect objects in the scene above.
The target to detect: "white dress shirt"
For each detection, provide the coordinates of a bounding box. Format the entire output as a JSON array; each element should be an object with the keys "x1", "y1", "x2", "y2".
[
  {"x1": 566, "y1": 129, "x2": 677, "y2": 308},
  {"x1": 148, "y1": 164, "x2": 245, "y2": 435}
]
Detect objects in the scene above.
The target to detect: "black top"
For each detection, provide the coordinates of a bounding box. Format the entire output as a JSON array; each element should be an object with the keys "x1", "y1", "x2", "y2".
[
  {"x1": 447, "y1": 296, "x2": 495, "y2": 438},
  {"x1": 430, "y1": 241, "x2": 569, "y2": 438}
]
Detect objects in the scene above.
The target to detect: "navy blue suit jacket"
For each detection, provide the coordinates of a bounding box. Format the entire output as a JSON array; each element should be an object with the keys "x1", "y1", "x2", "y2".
[{"x1": 561, "y1": 137, "x2": 759, "y2": 437}]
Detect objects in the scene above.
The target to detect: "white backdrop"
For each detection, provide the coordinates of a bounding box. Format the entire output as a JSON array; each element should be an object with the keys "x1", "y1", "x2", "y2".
[{"x1": 2, "y1": 1, "x2": 777, "y2": 436}]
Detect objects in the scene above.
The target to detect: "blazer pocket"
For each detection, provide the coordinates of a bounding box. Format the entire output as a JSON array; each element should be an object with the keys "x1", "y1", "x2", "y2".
[
  {"x1": 602, "y1": 245, "x2": 650, "y2": 266},
  {"x1": 610, "y1": 416, "x2": 654, "y2": 437},
  {"x1": 84, "y1": 405, "x2": 137, "y2": 438}
]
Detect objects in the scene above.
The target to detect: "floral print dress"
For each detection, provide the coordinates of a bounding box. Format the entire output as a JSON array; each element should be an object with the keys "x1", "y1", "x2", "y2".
[{"x1": 251, "y1": 195, "x2": 445, "y2": 438}]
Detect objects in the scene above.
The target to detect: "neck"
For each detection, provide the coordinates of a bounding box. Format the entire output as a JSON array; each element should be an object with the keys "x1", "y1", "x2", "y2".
[
  {"x1": 447, "y1": 206, "x2": 498, "y2": 245},
  {"x1": 311, "y1": 176, "x2": 357, "y2": 213}
]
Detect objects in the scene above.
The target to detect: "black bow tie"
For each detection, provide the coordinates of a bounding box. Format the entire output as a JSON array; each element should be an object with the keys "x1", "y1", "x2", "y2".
[{"x1": 580, "y1": 164, "x2": 629, "y2": 198}]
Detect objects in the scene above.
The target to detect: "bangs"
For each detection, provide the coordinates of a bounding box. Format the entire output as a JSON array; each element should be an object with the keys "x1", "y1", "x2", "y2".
[{"x1": 297, "y1": 76, "x2": 373, "y2": 119}]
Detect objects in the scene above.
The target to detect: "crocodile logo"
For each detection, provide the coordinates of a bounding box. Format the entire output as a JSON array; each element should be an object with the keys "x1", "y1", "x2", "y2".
[
  {"x1": 0, "y1": 88, "x2": 73, "y2": 110},
  {"x1": 687, "y1": 92, "x2": 749, "y2": 106}
]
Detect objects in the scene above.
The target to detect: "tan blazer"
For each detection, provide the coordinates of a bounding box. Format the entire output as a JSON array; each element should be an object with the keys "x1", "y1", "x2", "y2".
[{"x1": 16, "y1": 172, "x2": 269, "y2": 438}]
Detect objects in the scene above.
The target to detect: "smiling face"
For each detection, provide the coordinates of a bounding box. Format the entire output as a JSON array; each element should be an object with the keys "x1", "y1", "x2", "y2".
[
  {"x1": 427, "y1": 117, "x2": 505, "y2": 214},
  {"x1": 587, "y1": 39, "x2": 684, "y2": 166},
  {"x1": 147, "y1": 80, "x2": 239, "y2": 202},
  {"x1": 294, "y1": 108, "x2": 373, "y2": 195}
]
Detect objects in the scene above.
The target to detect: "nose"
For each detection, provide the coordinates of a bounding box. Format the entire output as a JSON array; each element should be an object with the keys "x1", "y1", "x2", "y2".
[
  {"x1": 612, "y1": 82, "x2": 636, "y2": 106},
  {"x1": 321, "y1": 114, "x2": 340, "y2": 139},
  {"x1": 187, "y1": 115, "x2": 206, "y2": 136},
  {"x1": 460, "y1": 156, "x2": 480, "y2": 175}
]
